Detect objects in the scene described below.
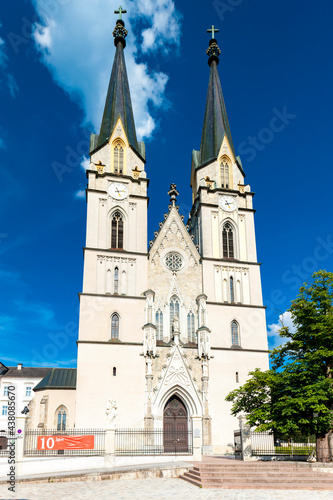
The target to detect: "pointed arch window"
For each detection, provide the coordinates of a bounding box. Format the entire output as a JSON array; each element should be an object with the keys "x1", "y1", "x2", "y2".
[
  {"x1": 230, "y1": 276, "x2": 234, "y2": 302},
  {"x1": 220, "y1": 159, "x2": 229, "y2": 188},
  {"x1": 111, "y1": 313, "x2": 120, "y2": 339},
  {"x1": 113, "y1": 142, "x2": 124, "y2": 174},
  {"x1": 231, "y1": 320, "x2": 239, "y2": 346},
  {"x1": 111, "y1": 211, "x2": 124, "y2": 249},
  {"x1": 223, "y1": 222, "x2": 234, "y2": 258},
  {"x1": 187, "y1": 311, "x2": 195, "y2": 343},
  {"x1": 114, "y1": 267, "x2": 119, "y2": 294},
  {"x1": 156, "y1": 309, "x2": 163, "y2": 341},
  {"x1": 169, "y1": 296, "x2": 180, "y2": 333},
  {"x1": 57, "y1": 408, "x2": 67, "y2": 431}
]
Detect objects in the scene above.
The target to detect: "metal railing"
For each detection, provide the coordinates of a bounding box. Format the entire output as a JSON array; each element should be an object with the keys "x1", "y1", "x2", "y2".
[
  {"x1": 115, "y1": 428, "x2": 193, "y2": 456},
  {"x1": 251, "y1": 431, "x2": 316, "y2": 457},
  {"x1": 0, "y1": 431, "x2": 11, "y2": 456},
  {"x1": 24, "y1": 428, "x2": 106, "y2": 456}
]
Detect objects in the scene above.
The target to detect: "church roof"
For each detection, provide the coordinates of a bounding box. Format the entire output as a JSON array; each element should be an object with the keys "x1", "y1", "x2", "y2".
[
  {"x1": 94, "y1": 19, "x2": 139, "y2": 154},
  {"x1": 199, "y1": 37, "x2": 236, "y2": 166},
  {"x1": 34, "y1": 368, "x2": 77, "y2": 392}
]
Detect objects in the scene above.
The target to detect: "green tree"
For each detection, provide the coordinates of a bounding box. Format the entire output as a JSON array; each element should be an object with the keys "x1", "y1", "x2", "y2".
[{"x1": 226, "y1": 270, "x2": 333, "y2": 462}]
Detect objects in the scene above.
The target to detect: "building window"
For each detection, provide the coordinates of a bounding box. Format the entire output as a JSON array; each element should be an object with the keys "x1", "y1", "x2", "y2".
[
  {"x1": 169, "y1": 296, "x2": 180, "y2": 333},
  {"x1": 223, "y1": 222, "x2": 234, "y2": 258},
  {"x1": 114, "y1": 267, "x2": 119, "y2": 294},
  {"x1": 111, "y1": 211, "x2": 124, "y2": 249},
  {"x1": 231, "y1": 321, "x2": 240, "y2": 346},
  {"x1": 113, "y1": 367, "x2": 117, "y2": 376},
  {"x1": 236, "y1": 372, "x2": 239, "y2": 383},
  {"x1": 113, "y1": 142, "x2": 124, "y2": 174},
  {"x1": 2, "y1": 406, "x2": 8, "y2": 416},
  {"x1": 187, "y1": 311, "x2": 195, "y2": 342},
  {"x1": 156, "y1": 309, "x2": 163, "y2": 341},
  {"x1": 220, "y1": 159, "x2": 229, "y2": 188},
  {"x1": 111, "y1": 313, "x2": 120, "y2": 339},
  {"x1": 25, "y1": 387, "x2": 32, "y2": 397},
  {"x1": 230, "y1": 276, "x2": 234, "y2": 302},
  {"x1": 57, "y1": 409, "x2": 67, "y2": 431},
  {"x1": 3, "y1": 386, "x2": 9, "y2": 397}
]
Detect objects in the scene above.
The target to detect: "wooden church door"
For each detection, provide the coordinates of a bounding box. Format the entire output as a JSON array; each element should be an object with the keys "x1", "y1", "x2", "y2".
[{"x1": 163, "y1": 396, "x2": 188, "y2": 453}]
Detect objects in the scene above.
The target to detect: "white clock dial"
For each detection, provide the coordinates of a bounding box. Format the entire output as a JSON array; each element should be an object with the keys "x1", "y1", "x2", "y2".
[
  {"x1": 108, "y1": 182, "x2": 128, "y2": 200},
  {"x1": 219, "y1": 196, "x2": 237, "y2": 212}
]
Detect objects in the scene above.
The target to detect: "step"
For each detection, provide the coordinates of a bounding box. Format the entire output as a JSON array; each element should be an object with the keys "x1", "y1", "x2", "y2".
[
  {"x1": 184, "y1": 471, "x2": 333, "y2": 484},
  {"x1": 180, "y1": 477, "x2": 333, "y2": 490},
  {"x1": 190, "y1": 471, "x2": 331, "y2": 479}
]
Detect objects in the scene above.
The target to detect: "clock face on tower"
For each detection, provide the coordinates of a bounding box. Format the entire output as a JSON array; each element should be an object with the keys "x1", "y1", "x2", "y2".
[
  {"x1": 219, "y1": 195, "x2": 237, "y2": 213},
  {"x1": 108, "y1": 182, "x2": 128, "y2": 200}
]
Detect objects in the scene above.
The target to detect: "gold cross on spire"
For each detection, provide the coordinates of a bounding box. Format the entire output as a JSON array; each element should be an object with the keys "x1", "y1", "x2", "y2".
[
  {"x1": 207, "y1": 25, "x2": 219, "y2": 39},
  {"x1": 114, "y1": 5, "x2": 127, "y2": 20}
]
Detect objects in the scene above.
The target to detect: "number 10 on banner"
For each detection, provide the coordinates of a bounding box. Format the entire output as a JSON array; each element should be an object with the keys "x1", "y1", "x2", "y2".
[{"x1": 37, "y1": 435, "x2": 94, "y2": 450}]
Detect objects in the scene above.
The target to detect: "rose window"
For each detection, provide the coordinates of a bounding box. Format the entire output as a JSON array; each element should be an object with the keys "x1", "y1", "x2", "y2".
[{"x1": 165, "y1": 252, "x2": 184, "y2": 271}]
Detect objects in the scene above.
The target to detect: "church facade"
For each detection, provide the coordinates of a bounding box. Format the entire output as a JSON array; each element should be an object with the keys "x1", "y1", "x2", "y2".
[{"x1": 30, "y1": 16, "x2": 269, "y2": 456}]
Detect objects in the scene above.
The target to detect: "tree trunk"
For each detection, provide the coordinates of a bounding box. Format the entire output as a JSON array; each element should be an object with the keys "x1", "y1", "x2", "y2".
[{"x1": 316, "y1": 430, "x2": 332, "y2": 463}]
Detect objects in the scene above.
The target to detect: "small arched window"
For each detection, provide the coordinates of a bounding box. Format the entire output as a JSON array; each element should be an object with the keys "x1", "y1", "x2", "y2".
[
  {"x1": 57, "y1": 408, "x2": 67, "y2": 431},
  {"x1": 187, "y1": 311, "x2": 195, "y2": 342},
  {"x1": 230, "y1": 276, "x2": 234, "y2": 302},
  {"x1": 156, "y1": 309, "x2": 163, "y2": 341},
  {"x1": 111, "y1": 211, "x2": 124, "y2": 249},
  {"x1": 223, "y1": 222, "x2": 234, "y2": 258},
  {"x1": 113, "y1": 142, "x2": 124, "y2": 174},
  {"x1": 111, "y1": 313, "x2": 120, "y2": 339},
  {"x1": 114, "y1": 267, "x2": 119, "y2": 294},
  {"x1": 220, "y1": 159, "x2": 229, "y2": 188},
  {"x1": 113, "y1": 367, "x2": 117, "y2": 376},
  {"x1": 231, "y1": 320, "x2": 239, "y2": 346},
  {"x1": 169, "y1": 296, "x2": 180, "y2": 333}
]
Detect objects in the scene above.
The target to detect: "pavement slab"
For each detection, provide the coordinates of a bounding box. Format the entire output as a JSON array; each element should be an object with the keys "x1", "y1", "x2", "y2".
[{"x1": 1, "y1": 478, "x2": 333, "y2": 500}]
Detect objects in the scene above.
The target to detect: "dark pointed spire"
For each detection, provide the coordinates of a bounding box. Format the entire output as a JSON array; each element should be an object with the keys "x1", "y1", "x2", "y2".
[
  {"x1": 199, "y1": 28, "x2": 236, "y2": 165},
  {"x1": 96, "y1": 12, "x2": 138, "y2": 152}
]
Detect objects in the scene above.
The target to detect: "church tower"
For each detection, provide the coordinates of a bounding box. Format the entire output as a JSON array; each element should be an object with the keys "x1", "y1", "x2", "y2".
[
  {"x1": 74, "y1": 15, "x2": 269, "y2": 456},
  {"x1": 75, "y1": 14, "x2": 148, "y2": 427}
]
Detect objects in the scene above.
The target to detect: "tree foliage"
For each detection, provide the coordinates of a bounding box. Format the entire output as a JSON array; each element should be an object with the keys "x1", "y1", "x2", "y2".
[{"x1": 226, "y1": 271, "x2": 333, "y2": 461}]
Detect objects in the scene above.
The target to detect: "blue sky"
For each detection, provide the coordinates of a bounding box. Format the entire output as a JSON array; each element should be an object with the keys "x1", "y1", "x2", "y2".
[{"x1": 0, "y1": 0, "x2": 332, "y2": 367}]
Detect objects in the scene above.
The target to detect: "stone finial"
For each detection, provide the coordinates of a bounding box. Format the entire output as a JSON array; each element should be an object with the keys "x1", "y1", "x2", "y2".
[{"x1": 168, "y1": 183, "x2": 179, "y2": 206}]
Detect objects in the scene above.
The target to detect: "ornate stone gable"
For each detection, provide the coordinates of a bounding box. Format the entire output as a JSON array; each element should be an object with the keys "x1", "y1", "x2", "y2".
[
  {"x1": 153, "y1": 343, "x2": 202, "y2": 415},
  {"x1": 149, "y1": 205, "x2": 200, "y2": 267}
]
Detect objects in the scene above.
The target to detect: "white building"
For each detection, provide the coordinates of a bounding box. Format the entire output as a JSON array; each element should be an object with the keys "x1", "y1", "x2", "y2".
[
  {"x1": 29, "y1": 16, "x2": 269, "y2": 455},
  {"x1": 0, "y1": 362, "x2": 51, "y2": 432}
]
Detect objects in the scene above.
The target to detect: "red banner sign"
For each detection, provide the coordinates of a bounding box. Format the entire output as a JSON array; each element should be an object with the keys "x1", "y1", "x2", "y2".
[{"x1": 37, "y1": 435, "x2": 94, "y2": 450}]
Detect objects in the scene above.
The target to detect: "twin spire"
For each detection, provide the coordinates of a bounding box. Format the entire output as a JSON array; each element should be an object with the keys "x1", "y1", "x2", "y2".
[
  {"x1": 199, "y1": 25, "x2": 236, "y2": 166},
  {"x1": 92, "y1": 7, "x2": 139, "y2": 155},
  {"x1": 93, "y1": 10, "x2": 236, "y2": 170}
]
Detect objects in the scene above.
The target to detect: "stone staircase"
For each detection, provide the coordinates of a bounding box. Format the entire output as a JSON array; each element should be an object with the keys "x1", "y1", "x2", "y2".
[{"x1": 180, "y1": 458, "x2": 333, "y2": 489}]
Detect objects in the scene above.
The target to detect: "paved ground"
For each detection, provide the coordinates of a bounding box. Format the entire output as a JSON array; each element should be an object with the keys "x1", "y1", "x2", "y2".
[{"x1": 1, "y1": 478, "x2": 333, "y2": 500}]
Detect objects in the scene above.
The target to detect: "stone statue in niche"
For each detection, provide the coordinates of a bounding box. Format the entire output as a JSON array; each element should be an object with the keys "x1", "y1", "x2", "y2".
[
  {"x1": 143, "y1": 327, "x2": 156, "y2": 357},
  {"x1": 198, "y1": 329, "x2": 210, "y2": 359},
  {"x1": 172, "y1": 315, "x2": 180, "y2": 333},
  {"x1": 106, "y1": 399, "x2": 117, "y2": 428}
]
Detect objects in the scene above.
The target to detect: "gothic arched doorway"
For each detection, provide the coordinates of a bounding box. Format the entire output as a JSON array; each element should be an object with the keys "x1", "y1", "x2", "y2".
[{"x1": 163, "y1": 395, "x2": 188, "y2": 453}]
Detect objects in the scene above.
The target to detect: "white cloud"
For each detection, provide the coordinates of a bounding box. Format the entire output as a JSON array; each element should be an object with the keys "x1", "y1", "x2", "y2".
[
  {"x1": 267, "y1": 311, "x2": 296, "y2": 348},
  {"x1": 75, "y1": 189, "x2": 85, "y2": 200},
  {"x1": 31, "y1": 0, "x2": 182, "y2": 140},
  {"x1": 80, "y1": 156, "x2": 89, "y2": 171},
  {"x1": 0, "y1": 29, "x2": 19, "y2": 96}
]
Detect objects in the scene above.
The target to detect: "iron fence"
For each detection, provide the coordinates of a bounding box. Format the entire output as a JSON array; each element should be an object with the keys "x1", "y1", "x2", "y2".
[
  {"x1": 251, "y1": 431, "x2": 316, "y2": 457},
  {"x1": 24, "y1": 428, "x2": 106, "y2": 456},
  {"x1": 0, "y1": 430, "x2": 12, "y2": 456},
  {"x1": 115, "y1": 428, "x2": 193, "y2": 455},
  {"x1": 233, "y1": 430, "x2": 242, "y2": 459}
]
